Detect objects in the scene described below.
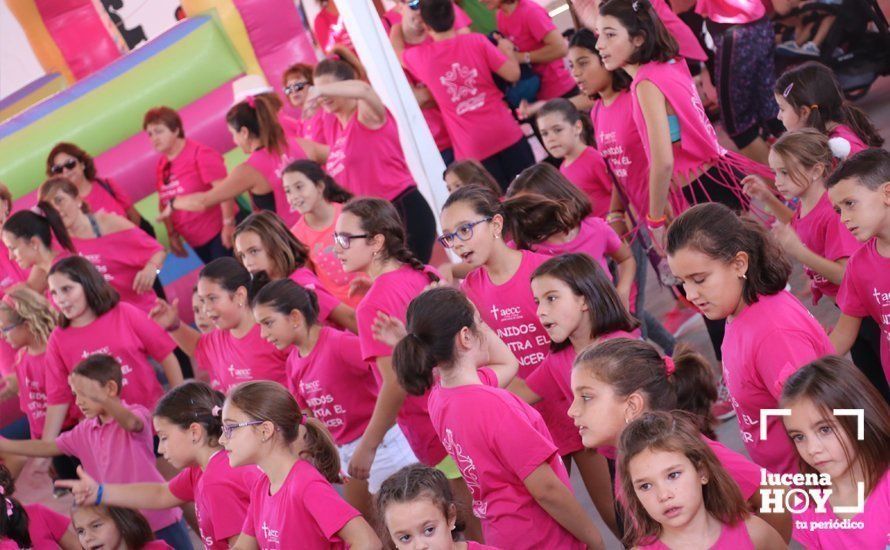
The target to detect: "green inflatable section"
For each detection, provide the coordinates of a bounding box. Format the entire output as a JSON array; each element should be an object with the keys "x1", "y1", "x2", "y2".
[
  {"x1": 0, "y1": 18, "x2": 243, "y2": 196},
  {"x1": 460, "y1": 0, "x2": 498, "y2": 34}
]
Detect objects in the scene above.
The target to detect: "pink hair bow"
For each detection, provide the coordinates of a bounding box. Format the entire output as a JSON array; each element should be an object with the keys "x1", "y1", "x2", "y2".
[{"x1": 663, "y1": 356, "x2": 676, "y2": 377}]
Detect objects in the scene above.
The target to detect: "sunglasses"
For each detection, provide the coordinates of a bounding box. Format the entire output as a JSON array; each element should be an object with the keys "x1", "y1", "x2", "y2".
[
  {"x1": 50, "y1": 159, "x2": 78, "y2": 175},
  {"x1": 407, "y1": 0, "x2": 421, "y2": 9},
  {"x1": 284, "y1": 82, "x2": 310, "y2": 95}
]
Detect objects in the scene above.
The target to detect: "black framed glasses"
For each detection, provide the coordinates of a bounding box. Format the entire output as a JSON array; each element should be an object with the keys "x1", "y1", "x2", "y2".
[
  {"x1": 0, "y1": 320, "x2": 23, "y2": 335},
  {"x1": 437, "y1": 217, "x2": 492, "y2": 248},
  {"x1": 50, "y1": 159, "x2": 78, "y2": 175},
  {"x1": 284, "y1": 82, "x2": 310, "y2": 95},
  {"x1": 333, "y1": 232, "x2": 370, "y2": 249},
  {"x1": 221, "y1": 420, "x2": 264, "y2": 439}
]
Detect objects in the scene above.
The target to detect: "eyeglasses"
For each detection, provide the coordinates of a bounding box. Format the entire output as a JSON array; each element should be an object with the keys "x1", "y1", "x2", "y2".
[
  {"x1": 333, "y1": 232, "x2": 369, "y2": 249},
  {"x1": 437, "y1": 218, "x2": 492, "y2": 248},
  {"x1": 407, "y1": 0, "x2": 421, "y2": 10},
  {"x1": 284, "y1": 82, "x2": 310, "y2": 95},
  {"x1": 0, "y1": 320, "x2": 23, "y2": 335},
  {"x1": 50, "y1": 159, "x2": 78, "y2": 175},
  {"x1": 221, "y1": 420, "x2": 264, "y2": 439}
]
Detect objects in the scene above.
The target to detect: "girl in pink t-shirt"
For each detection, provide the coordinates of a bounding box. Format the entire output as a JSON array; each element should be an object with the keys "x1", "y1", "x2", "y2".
[
  {"x1": 71, "y1": 505, "x2": 172, "y2": 550},
  {"x1": 2, "y1": 208, "x2": 76, "y2": 296},
  {"x1": 376, "y1": 464, "x2": 502, "y2": 550},
  {"x1": 252, "y1": 279, "x2": 417, "y2": 513},
  {"x1": 0, "y1": 464, "x2": 79, "y2": 549},
  {"x1": 391, "y1": 287, "x2": 603, "y2": 549},
  {"x1": 220, "y1": 381, "x2": 380, "y2": 548},
  {"x1": 233, "y1": 210, "x2": 355, "y2": 332},
  {"x1": 311, "y1": 57, "x2": 437, "y2": 263},
  {"x1": 57, "y1": 381, "x2": 263, "y2": 549},
  {"x1": 666, "y1": 203, "x2": 835, "y2": 474},
  {"x1": 151, "y1": 257, "x2": 289, "y2": 393},
  {"x1": 535, "y1": 100, "x2": 613, "y2": 218},
  {"x1": 617, "y1": 411, "x2": 785, "y2": 549},
  {"x1": 774, "y1": 62, "x2": 884, "y2": 161},
  {"x1": 781, "y1": 356, "x2": 890, "y2": 549},
  {"x1": 283, "y1": 160, "x2": 361, "y2": 307},
  {"x1": 40, "y1": 178, "x2": 166, "y2": 315}
]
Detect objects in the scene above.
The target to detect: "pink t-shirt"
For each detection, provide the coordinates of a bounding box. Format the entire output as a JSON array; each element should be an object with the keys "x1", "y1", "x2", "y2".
[
  {"x1": 721, "y1": 291, "x2": 835, "y2": 474},
  {"x1": 403, "y1": 33, "x2": 525, "y2": 161},
  {"x1": 291, "y1": 107, "x2": 328, "y2": 143},
  {"x1": 559, "y1": 147, "x2": 613, "y2": 218},
  {"x1": 83, "y1": 178, "x2": 132, "y2": 217},
  {"x1": 497, "y1": 0, "x2": 576, "y2": 100},
  {"x1": 791, "y1": 193, "x2": 861, "y2": 304},
  {"x1": 287, "y1": 327, "x2": 376, "y2": 445},
  {"x1": 195, "y1": 325, "x2": 289, "y2": 394},
  {"x1": 356, "y1": 264, "x2": 446, "y2": 466},
  {"x1": 245, "y1": 141, "x2": 306, "y2": 228},
  {"x1": 313, "y1": 9, "x2": 353, "y2": 54},
  {"x1": 0, "y1": 241, "x2": 26, "y2": 292},
  {"x1": 323, "y1": 110, "x2": 415, "y2": 201},
  {"x1": 695, "y1": 0, "x2": 766, "y2": 24},
  {"x1": 530, "y1": 216, "x2": 622, "y2": 274},
  {"x1": 592, "y1": 94, "x2": 650, "y2": 217},
  {"x1": 792, "y1": 470, "x2": 890, "y2": 549},
  {"x1": 837, "y1": 238, "x2": 890, "y2": 381},
  {"x1": 651, "y1": 0, "x2": 708, "y2": 61},
  {"x1": 168, "y1": 451, "x2": 264, "y2": 549},
  {"x1": 639, "y1": 518, "x2": 755, "y2": 549},
  {"x1": 385, "y1": 3, "x2": 472, "y2": 28},
  {"x1": 55, "y1": 402, "x2": 182, "y2": 532},
  {"x1": 428, "y1": 368, "x2": 584, "y2": 549},
  {"x1": 242, "y1": 459, "x2": 360, "y2": 549},
  {"x1": 157, "y1": 139, "x2": 227, "y2": 247},
  {"x1": 829, "y1": 124, "x2": 868, "y2": 160},
  {"x1": 45, "y1": 303, "x2": 175, "y2": 414},
  {"x1": 24, "y1": 503, "x2": 71, "y2": 548},
  {"x1": 402, "y1": 41, "x2": 454, "y2": 154},
  {"x1": 291, "y1": 203, "x2": 360, "y2": 308},
  {"x1": 72, "y1": 227, "x2": 164, "y2": 314},
  {"x1": 289, "y1": 267, "x2": 341, "y2": 324},
  {"x1": 14, "y1": 351, "x2": 49, "y2": 439}
]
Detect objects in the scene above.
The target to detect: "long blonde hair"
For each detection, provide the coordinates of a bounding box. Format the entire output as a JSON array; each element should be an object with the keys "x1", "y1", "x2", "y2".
[{"x1": 0, "y1": 288, "x2": 58, "y2": 347}]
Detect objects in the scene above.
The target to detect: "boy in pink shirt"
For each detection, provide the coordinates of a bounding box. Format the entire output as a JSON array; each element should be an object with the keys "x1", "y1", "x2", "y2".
[{"x1": 404, "y1": 0, "x2": 534, "y2": 191}]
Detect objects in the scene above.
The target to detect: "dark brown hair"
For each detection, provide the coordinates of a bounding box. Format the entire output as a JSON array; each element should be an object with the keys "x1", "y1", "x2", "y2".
[
  {"x1": 419, "y1": 0, "x2": 456, "y2": 33},
  {"x1": 154, "y1": 381, "x2": 226, "y2": 444},
  {"x1": 666, "y1": 203, "x2": 792, "y2": 305},
  {"x1": 568, "y1": 28, "x2": 632, "y2": 94},
  {"x1": 618, "y1": 411, "x2": 748, "y2": 547},
  {"x1": 48, "y1": 256, "x2": 120, "y2": 328},
  {"x1": 781, "y1": 356, "x2": 890, "y2": 495},
  {"x1": 826, "y1": 147, "x2": 890, "y2": 191},
  {"x1": 46, "y1": 142, "x2": 97, "y2": 180},
  {"x1": 598, "y1": 0, "x2": 679, "y2": 65},
  {"x1": 3, "y1": 201, "x2": 75, "y2": 253},
  {"x1": 536, "y1": 98, "x2": 594, "y2": 146},
  {"x1": 443, "y1": 160, "x2": 501, "y2": 197},
  {"x1": 0, "y1": 183, "x2": 12, "y2": 215},
  {"x1": 282, "y1": 159, "x2": 353, "y2": 204},
  {"x1": 314, "y1": 46, "x2": 367, "y2": 83},
  {"x1": 226, "y1": 95, "x2": 287, "y2": 157},
  {"x1": 393, "y1": 287, "x2": 477, "y2": 395},
  {"x1": 233, "y1": 211, "x2": 312, "y2": 279},
  {"x1": 73, "y1": 353, "x2": 123, "y2": 393},
  {"x1": 142, "y1": 106, "x2": 185, "y2": 138},
  {"x1": 252, "y1": 278, "x2": 320, "y2": 327},
  {"x1": 775, "y1": 62, "x2": 884, "y2": 148},
  {"x1": 0, "y1": 464, "x2": 31, "y2": 547},
  {"x1": 442, "y1": 184, "x2": 503, "y2": 220},
  {"x1": 343, "y1": 198, "x2": 438, "y2": 282},
  {"x1": 532, "y1": 253, "x2": 639, "y2": 352},
  {"x1": 227, "y1": 381, "x2": 341, "y2": 483},
  {"x1": 73, "y1": 506, "x2": 155, "y2": 549},
  {"x1": 574, "y1": 338, "x2": 718, "y2": 436}
]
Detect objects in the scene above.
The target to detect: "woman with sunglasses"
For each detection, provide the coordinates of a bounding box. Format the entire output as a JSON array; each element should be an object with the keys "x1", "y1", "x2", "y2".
[
  {"x1": 143, "y1": 106, "x2": 237, "y2": 263},
  {"x1": 282, "y1": 63, "x2": 329, "y2": 143},
  {"x1": 46, "y1": 143, "x2": 143, "y2": 226}
]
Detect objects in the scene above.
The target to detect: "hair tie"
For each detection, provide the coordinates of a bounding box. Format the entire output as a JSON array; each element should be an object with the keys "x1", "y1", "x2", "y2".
[
  {"x1": 246, "y1": 95, "x2": 256, "y2": 109},
  {"x1": 782, "y1": 83, "x2": 794, "y2": 97},
  {"x1": 211, "y1": 405, "x2": 222, "y2": 417},
  {"x1": 3, "y1": 499, "x2": 10, "y2": 518},
  {"x1": 329, "y1": 53, "x2": 342, "y2": 61},
  {"x1": 29, "y1": 205, "x2": 45, "y2": 217},
  {"x1": 299, "y1": 415, "x2": 307, "y2": 426},
  {"x1": 632, "y1": 0, "x2": 640, "y2": 11},
  {"x1": 663, "y1": 356, "x2": 676, "y2": 377}
]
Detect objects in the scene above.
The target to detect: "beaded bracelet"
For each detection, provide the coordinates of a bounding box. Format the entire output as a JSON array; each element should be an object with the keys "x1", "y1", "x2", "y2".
[{"x1": 95, "y1": 484, "x2": 105, "y2": 506}]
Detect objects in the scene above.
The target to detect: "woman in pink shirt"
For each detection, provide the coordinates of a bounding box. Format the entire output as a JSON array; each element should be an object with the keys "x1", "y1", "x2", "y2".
[
  {"x1": 144, "y1": 106, "x2": 236, "y2": 263},
  {"x1": 310, "y1": 57, "x2": 437, "y2": 263},
  {"x1": 252, "y1": 279, "x2": 417, "y2": 518},
  {"x1": 57, "y1": 381, "x2": 264, "y2": 549},
  {"x1": 568, "y1": 337, "x2": 792, "y2": 540},
  {"x1": 219, "y1": 381, "x2": 380, "y2": 548},
  {"x1": 39, "y1": 178, "x2": 166, "y2": 315},
  {"x1": 71, "y1": 505, "x2": 173, "y2": 550},
  {"x1": 282, "y1": 63, "x2": 327, "y2": 143},
  {"x1": 0, "y1": 464, "x2": 79, "y2": 549},
  {"x1": 774, "y1": 62, "x2": 884, "y2": 161},
  {"x1": 284, "y1": 160, "x2": 361, "y2": 307},
  {"x1": 42, "y1": 257, "x2": 183, "y2": 451},
  {"x1": 151, "y1": 257, "x2": 289, "y2": 394},
  {"x1": 392, "y1": 286, "x2": 604, "y2": 549},
  {"x1": 666, "y1": 203, "x2": 835, "y2": 475},
  {"x1": 167, "y1": 95, "x2": 326, "y2": 229},
  {"x1": 781, "y1": 357, "x2": 890, "y2": 549},
  {"x1": 617, "y1": 411, "x2": 785, "y2": 549},
  {"x1": 233, "y1": 211, "x2": 355, "y2": 331},
  {"x1": 2, "y1": 208, "x2": 75, "y2": 295}
]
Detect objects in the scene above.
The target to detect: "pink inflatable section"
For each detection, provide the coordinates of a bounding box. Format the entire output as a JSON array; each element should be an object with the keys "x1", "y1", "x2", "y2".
[{"x1": 36, "y1": 0, "x2": 122, "y2": 80}]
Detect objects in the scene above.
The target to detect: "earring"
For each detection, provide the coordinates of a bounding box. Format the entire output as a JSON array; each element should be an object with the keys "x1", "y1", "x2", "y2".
[{"x1": 740, "y1": 273, "x2": 747, "y2": 280}]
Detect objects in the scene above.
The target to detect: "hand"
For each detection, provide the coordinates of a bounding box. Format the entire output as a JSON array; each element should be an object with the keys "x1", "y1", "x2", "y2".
[
  {"x1": 54, "y1": 466, "x2": 99, "y2": 506},
  {"x1": 304, "y1": 86, "x2": 323, "y2": 109},
  {"x1": 772, "y1": 222, "x2": 805, "y2": 255},
  {"x1": 497, "y1": 36, "x2": 516, "y2": 57},
  {"x1": 347, "y1": 277, "x2": 372, "y2": 299},
  {"x1": 221, "y1": 223, "x2": 235, "y2": 250},
  {"x1": 168, "y1": 233, "x2": 187, "y2": 258},
  {"x1": 372, "y1": 312, "x2": 408, "y2": 347},
  {"x1": 133, "y1": 265, "x2": 158, "y2": 294},
  {"x1": 347, "y1": 440, "x2": 377, "y2": 480},
  {"x1": 149, "y1": 298, "x2": 181, "y2": 331},
  {"x1": 569, "y1": 0, "x2": 600, "y2": 30},
  {"x1": 516, "y1": 100, "x2": 545, "y2": 121},
  {"x1": 436, "y1": 263, "x2": 455, "y2": 284},
  {"x1": 742, "y1": 175, "x2": 775, "y2": 204},
  {"x1": 0, "y1": 376, "x2": 17, "y2": 401},
  {"x1": 156, "y1": 203, "x2": 173, "y2": 222}
]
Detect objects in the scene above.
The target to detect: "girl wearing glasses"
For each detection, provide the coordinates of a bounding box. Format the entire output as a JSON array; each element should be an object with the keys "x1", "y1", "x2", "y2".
[
  {"x1": 232, "y1": 211, "x2": 356, "y2": 332},
  {"x1": 55, "y1": 381, "x2": 263, "y2": 548},
  {"x1": 45, "y1": 143, "x2": 143, "y2": 225},
  {"x1": 219, "y1": 380, "x2": 381, "y2": 549},
  {"x1": 150, "y1": 257, "x2": 289, "y2": 394}
]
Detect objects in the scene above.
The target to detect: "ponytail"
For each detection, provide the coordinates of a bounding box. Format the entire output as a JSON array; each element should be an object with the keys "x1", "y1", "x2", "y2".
[
  {"x1": 225, "y1": 95, "x2": 287, "y2": 157},
  {"x1": 393, "y1": 287, "x2": 476, "y2": 396},
  {"x1": 842, "y1": 104, "x2": 884, "y2": 148},
  {"x1": 0, "y1": 465, "x2": 31, "y2": 548},
  {"x1": 299, "y1": 417, "x2": 342, "y2": 484},
  {"x1": 671, "y1": 347, "x2": 719, "y2": 438},
  {"x1": 3, "y1": 202, "x2": 75, "y2": 253}
]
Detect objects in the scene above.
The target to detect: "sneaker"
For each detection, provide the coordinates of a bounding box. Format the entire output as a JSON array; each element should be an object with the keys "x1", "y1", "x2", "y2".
[
  {"x1": 776, "y1": 40, "x2": 821, "y2": 57},
  {"x1": 712, "y1": 380, "x2": 736, "y2": 422}
]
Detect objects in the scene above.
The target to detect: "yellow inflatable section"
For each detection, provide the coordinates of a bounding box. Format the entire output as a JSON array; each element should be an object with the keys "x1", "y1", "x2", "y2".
[
  {"x1": 5, "y1": 0, "x2": 74, "y2": 83},
  {"x1": 181, "y1": 0, "x2": 263, "y2": 77}
]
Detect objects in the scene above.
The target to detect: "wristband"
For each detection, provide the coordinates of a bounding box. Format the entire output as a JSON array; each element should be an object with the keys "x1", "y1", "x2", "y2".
[
  {"x1": 523, "y1": 52, "x2": 531, "y2": 64},
  {"x1": 606, "y1": 212, "x2": 625, "y2": 224},
  {"x1": 646, "y1": 213, "x2": 667, "y2": 228},
  {"x1": 95, "y1": 484, "x2": 104, "y2": 506},
  {"x1": 223, "y1": 218, "x2": 235, "y2": 226}
]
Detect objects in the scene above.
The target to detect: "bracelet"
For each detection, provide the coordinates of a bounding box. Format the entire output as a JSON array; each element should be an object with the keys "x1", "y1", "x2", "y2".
[
  {"x1": 605, "y1": 213, "x2": 625, "y2": 224},
  {"x1": 95, "y1": 484, "x2": 104, "y2": 506},
  {"x1": 223, "y1": 218, "x2": 235, "y2": 226},
  {"x1": 646, "y1": 213, "x2": 668, "y2": 228}
]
